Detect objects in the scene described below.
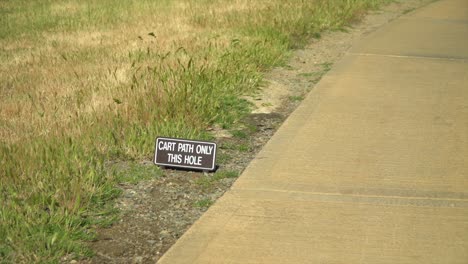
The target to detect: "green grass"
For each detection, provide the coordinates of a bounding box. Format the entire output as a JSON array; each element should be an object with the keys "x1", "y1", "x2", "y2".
[
  {"x1": 196, "y1": 170, "x2": 240, "y2": 188},
  {"x1": 113, "y1": 163, "x2": 162, "y2": 184},
  {"x1": 216, "y1": 153, "x2": 232, "y2": 165},
  {"x1": 231, "y1": 130, "x2": 248, "y2": 139},
  {"x1": 297, "y1": 72, "x2": 317, "y2": 78},
  {"x1": 0, "y1": 0, "x2": 391, "y2": 262},
  {"x1": 402, "y1": 7, "x2": 416, "y2": 14},
  {"x1": 320, "y1": 62, "x2": 334, "y2": 72},
  {"x1": 193, "y1": 198, "x2": 214, "y2": 209},
  {"x1": 289, "y1": 95, "x2": 306, "y2": 102},
  {"x1": 220, "y1": 142, "x2": 251, "y2": 152}
]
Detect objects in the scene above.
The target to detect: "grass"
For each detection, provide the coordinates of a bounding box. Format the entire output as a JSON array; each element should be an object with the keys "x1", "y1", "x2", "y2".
[
  {"x1": 289, "y1": 95, "x2": 306, "y2": 102},
  {"x1": 220, "y1": 142, "x2": 251, "y2": 152},
  {"x1": 113, "y1": 163, "x2": 162, "y2": 184},
  {"x1": 231, "y1": 130, "x2": 248, "y2": 139},
  {"x1": 196, "y1": 170, "x2": 240, "y2": 188},
  {"x1": 193, "y1": 198, "x2": 214, "y2": 209},
  {"x1": 0, "y1": 0, "x2": 391, "y2": 262},
  {"x1": 216, "y1": 153, "x2": 232, "y2": 165},
  {"x1": 402, "y1": 7, "x2": 416, "y2": 14}
]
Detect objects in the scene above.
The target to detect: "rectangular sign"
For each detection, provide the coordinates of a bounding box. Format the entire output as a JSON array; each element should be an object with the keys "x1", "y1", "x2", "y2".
[{"x1": 154, "y1": 137, "x2": 217, "y2": 171}]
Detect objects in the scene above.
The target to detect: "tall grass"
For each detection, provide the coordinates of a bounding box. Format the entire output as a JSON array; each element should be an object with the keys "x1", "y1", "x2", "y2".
[{"x1": 1, "y1": 0, "x2": 389, "y2": 262}]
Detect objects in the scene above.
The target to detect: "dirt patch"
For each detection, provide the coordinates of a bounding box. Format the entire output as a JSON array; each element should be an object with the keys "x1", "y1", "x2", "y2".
[{"x1": 72, "y1": 1, "x2": 433, "y2": 263}]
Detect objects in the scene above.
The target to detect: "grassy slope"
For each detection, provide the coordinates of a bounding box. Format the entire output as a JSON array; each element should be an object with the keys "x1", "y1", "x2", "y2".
[{"x1": 0, "y1": 0, "x2": 389, "y2": 262}]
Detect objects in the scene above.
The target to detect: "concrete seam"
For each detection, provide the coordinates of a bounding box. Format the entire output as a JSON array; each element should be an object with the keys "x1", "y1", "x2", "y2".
[
  {"x1": 235, "y1": 188, "x2": 468, "y2": 203},
  {"x1": 348, "y1": 52, "x2": 468, "y2": 62}
]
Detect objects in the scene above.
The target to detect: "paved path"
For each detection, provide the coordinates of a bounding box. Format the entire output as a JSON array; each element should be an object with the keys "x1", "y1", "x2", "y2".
[{"x1": 159, "y1": 0, "x2": 468, "y2": 263}]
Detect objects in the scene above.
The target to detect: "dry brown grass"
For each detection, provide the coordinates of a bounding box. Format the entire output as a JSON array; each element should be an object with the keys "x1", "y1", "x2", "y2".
[{"x1": 1, "y1": 1, "x2": 199, "y2": 143}]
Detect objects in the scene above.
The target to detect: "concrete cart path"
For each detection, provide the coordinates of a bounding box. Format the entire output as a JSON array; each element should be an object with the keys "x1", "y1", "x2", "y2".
[{"x1": 159, "y1": 0, "x2": 468, "y2": 263}]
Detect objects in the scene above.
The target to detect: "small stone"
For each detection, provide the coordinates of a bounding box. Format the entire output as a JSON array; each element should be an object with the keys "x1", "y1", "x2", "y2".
[
  {"x1": 133, "y1": 256, "x2": 143, "y2": 263},
  {"x1": 159, "y1": 230, "x2": 170, "y2": 238}
]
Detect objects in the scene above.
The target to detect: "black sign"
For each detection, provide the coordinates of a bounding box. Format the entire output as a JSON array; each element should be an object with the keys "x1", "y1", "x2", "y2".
[{"x1": 154, "y1": 137, "x2": 217, "y2": 171}]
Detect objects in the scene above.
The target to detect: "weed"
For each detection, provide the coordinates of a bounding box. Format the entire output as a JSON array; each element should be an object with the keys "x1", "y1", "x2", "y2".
[
  {"x1": 297, "y1": 72, "x2": 317, "y2": 78},
  {"x1": 113, "y1": 163, "x2": 162, "y2": 184},
  {"x1": 237, "y1": 144, "x2": 251, "y2": 152},
  {"x1": 193, "y1": 198, "x2": 213, "y2": 209},
  {"x1": 403, "y1": 7, "x2": 416, "y2": 14},
  {"x1": 218, "y1": 170, "x2": 240, "y2": 179},
  {"x1": 320, "y1": 62, "x2": 333, "y2": 72},
  {"x1": 216, "y1": 153, "x2": 232, "y2": 164},
  {"x1": 220, "y1": 142, "x2": 251, "y2": 152},
  {"x1": 289, "y1": 95, "x2": 305, "y2": 102},
  {"x1": 219, "y1": 142, "x2": 237, "y2": 150},
  {"x1": 231, "y1": 130, "x2": 248, "y2": 139},
  {"x1": 195, "y1": 170, "x2": 240, "y2": 188},
  {"x1": 245, "y1": 123, "x2": 259, "y2": 133}
]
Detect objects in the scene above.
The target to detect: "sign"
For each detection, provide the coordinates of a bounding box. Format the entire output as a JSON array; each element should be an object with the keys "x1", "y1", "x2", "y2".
[{"x1": 154, "y1": 137, "x2": 217, "y2": 171}]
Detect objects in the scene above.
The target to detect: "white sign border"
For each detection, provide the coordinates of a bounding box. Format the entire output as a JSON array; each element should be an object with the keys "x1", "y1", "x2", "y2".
[{"x1": 154, "y1": 137, "x2": 217, "y2": 171}]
